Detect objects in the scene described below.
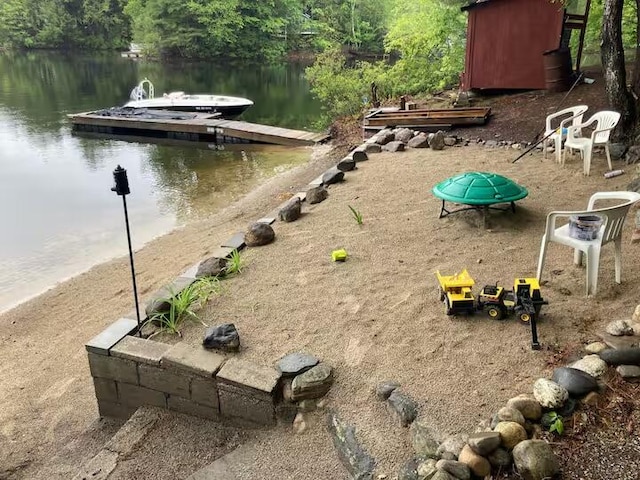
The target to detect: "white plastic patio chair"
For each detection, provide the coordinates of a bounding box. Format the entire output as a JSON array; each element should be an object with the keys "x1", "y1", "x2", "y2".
[
  {"x1": 536, "y1": 191, "x2": 640, "y2": 296},
  {"x1": 543, "y1": 105, "x2": 588, "y2": 164},
  {"x1": 563, "y1": 111, "x2": 621, "y2": 175}
]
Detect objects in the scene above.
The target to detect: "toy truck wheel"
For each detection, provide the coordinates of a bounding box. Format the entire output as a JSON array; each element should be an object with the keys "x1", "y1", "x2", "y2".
[
  {"x1": 484, "y1": 305, "x2": 503, "y2": 320},
  {"x1": 444, "y1": 298, "x2": 453, "y2": 316},
  {"x1": 518, "y1": 312, "x2": 532, "y2": 324}
]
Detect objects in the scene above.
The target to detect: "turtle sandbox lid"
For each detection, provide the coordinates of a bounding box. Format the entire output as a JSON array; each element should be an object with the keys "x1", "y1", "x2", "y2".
[{"x1": 432, "y1": 172, "x2": 528, "y2": 206}]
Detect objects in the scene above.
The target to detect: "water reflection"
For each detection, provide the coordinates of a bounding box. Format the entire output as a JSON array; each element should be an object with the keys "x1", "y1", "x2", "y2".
[{"x1": 0, "y1": 52, "x2": 320, "y2": 312}]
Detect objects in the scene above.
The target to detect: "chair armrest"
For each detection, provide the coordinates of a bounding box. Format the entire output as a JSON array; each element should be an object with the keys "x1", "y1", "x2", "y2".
[{"x1": 544, "y1": 211, "x2": 577, "y2": 239}]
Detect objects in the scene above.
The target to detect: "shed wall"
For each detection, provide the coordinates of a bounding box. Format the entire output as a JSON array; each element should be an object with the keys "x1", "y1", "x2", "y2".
[{"x1": 463, "y1": 0, "x2": 564, "y2": 90}]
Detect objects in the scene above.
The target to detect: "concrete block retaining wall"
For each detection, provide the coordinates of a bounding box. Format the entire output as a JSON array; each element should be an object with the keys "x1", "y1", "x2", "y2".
[{"x1": 85, "y1": 320, "x2": 281, "y2": 425}]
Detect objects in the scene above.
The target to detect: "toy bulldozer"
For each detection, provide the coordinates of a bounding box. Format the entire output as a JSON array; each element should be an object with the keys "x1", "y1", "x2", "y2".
[{"x1": 436, "y1": 270, "x2": 548, "y2": 349}]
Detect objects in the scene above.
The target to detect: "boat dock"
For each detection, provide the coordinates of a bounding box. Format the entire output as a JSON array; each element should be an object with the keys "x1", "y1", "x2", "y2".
[{"x1": 68, "y1": 110, "x2": 330, "y2": 147}]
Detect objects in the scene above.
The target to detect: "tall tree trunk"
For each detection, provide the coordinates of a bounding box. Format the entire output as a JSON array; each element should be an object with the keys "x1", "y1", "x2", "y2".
[
  {"x1": 601, "y1": 0, "x2": 636, "y2": 140},
  {"x1": 632, "y1": 0, "x2": 640, "y2": 99}
]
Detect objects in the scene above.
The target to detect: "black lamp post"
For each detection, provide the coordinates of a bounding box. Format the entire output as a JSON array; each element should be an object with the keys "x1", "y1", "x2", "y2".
[{"x1": 111, "y1": 165, "x2": 142, "y2": 336}]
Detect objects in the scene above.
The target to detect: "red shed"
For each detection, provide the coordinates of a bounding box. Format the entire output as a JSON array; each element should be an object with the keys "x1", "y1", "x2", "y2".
[{"x1": 461, "y1": 0, "x2": 590, "y2": 91}]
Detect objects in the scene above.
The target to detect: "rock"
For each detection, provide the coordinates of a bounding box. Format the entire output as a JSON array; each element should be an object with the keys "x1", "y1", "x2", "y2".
[
  {"x1": 484, "y1": 140, "x2": 498, "y2": 148},
  {"x1": 551, "y1": 367, "x2": 598, "y2": 397},
  {"x1": 512, "y1": 143, "x2": 522, "y2": 150},
  {"x1": 457, "y1": 445, "x2": 491, "y2": 477},
  {"x1": 626, "y1": 145, "x2": 640, "y2": 164},
  {"x1": 617, "y1": 365, "x2": 640, "y2": 379},
  {"x1": 409, "y1": 420, "x2": 440, "y2": 458},
  {"x1": 291, "y1": 364, "x2": 333, "y2": 401},
  {"x1": 439, "y1": 452, "x2": 456, "y2": 461},
  {"x1": 571, "y1": 354, "x2": 608, "y2": 377},
  {"x1": 606, "y1": 319, "x2": 634, "y2": 336},
  {"x1": 382, "y1": 141, "x2": 405, "y2": 152},
  {"x1": 631, "y1": 322, "x2": 640, "y2": 336},
  {"x1": 388, "y1": 391, "x2": 418, "y2": 427},
  {"x1": 557, "y1": 397, "x2": 577, "y2": 417},
  {"x1": 351, "y1": 149, "x2": 369, "y2": 162},
  {"x1": 375, "y1": 381, "x2": 400, "y2": 401},
  {"x1": 512, "y1": 440, "x2": 560, "y2": 480},
  {"x1": 416, "y1": 459, "x2": 438, "y2": 479},
  {"x1": 435, "y1": 460, "x2": 470, "y2": 480},
  {"x1": 195, "y1": 256, "x2": 227, "y2": 278},
  {"x1": 363, "y1": 143, "x2": 382, "y2": 154},
  {"x1": 375, "y1": 130, "x2": 395, "y2": 145},
  {"x1": 327, "y1": 412, "x2": 375, "y2": 480},
  {"x1": 293, "y1": 412, "x2": 307, "y2": 434},
  {"x1": 244, "y1": 222, "x2": 275, "y2": 247},
  {"x1": 394, "y1": 128, "x2": 414, "y2": 143},
  {"x1": 494, "y1": 421, "x2": 528, "y2": 450},
  {"x1": 506, "y1": 394, "x2": 542, "y2": 421},
  {"x1": 202, "y1": 323, "x2": 240, "y2": 351},
  {"x1": 322, "y1": 168, "x2": 345, "y2": 186},
  {"x1": 443, "y1": 137, "x2": 457, "y2": 147},
  {"x1": 397, "y1": 458, "x2": 419, "y2": 480},
  {"x1": 337, "y1": 157, "x2": 356, "y2": 172},
  {"x1": 436, "y1": 433, "x2": 468, "y2": 458},
  {"x1": 282, "y1": 378, "x2": 293, "y2": 402},
  {"x1": 496, "y1": 406, "x2": 526, "y2": 426},
  {"x1": 532, "y1": 379, "x2": 568, "y2": 409},
  {"x1": 429, "y1": 131, "x2": 445, "y2": 150},
  {"x1": 585, "y1": 342, "x2": 608, "y2": 354},
  {"x1": 582, "y1": 391, "x2": 600, "y2": 406},
  {"x1": 467, "y1": 431, "x2": 501, "y2": 456},
  {"x1": 599, "y1": 347, "x2": 640, "y2": 366},
  {"x1": 609, "y1": 142, "x2": 628, "y2": 160},
  {"x1": 488, "y1": 447, "x2": 511, "y2": 468},
  {"x1": 279, "y1": 197, "x2": 301, "y2": 222},
  {"x1": 407, "y1": 135, "x2": 429, "y2": 149},
  {"x1": 432, "y1": 471, "x2": 455, "y2": 480},
  {"x1": 307, "y1": 186, "x2": 328, "y2": 204},
  {"x1": 633, "y1": 305, "x2": 640, "y2": 323},
  {"x1": 276, "y1": 352, "x2": 319, "y2": 377}
]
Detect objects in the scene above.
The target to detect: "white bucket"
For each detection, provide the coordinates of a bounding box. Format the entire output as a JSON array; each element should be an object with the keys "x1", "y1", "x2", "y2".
[{"x1": 569, "y1": 215, "x2": 603, "y2": 240}]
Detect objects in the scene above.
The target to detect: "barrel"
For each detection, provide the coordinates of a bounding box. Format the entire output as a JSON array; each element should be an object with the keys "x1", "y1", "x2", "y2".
[{"x1": 542, "y1": 48, "x2": 572, "y2": 93}]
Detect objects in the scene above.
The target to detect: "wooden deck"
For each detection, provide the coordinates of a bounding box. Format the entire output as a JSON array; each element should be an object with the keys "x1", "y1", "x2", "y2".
[
  {"x1": 363, "y1": 107, "x2": 492, "y2": 131},
  {"x1": 68, "y1": 111, "x2": 330, "y2": 147}
]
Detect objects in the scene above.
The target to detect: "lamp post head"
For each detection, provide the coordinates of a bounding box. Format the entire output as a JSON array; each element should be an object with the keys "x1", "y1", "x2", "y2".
[{"x1": 111, "y1": 165, "x2": 130, "y2": 196}]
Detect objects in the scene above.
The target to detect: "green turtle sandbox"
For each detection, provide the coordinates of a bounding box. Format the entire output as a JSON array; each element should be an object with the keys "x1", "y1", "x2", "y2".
[{"x1": 432, "y1": 172, "x2": 528, "y2": 228}]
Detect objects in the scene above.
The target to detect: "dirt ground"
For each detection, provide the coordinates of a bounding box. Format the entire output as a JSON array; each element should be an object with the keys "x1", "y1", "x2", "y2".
[{"x1": 2, "y1": 89, "x2": 640, "y2": 478}]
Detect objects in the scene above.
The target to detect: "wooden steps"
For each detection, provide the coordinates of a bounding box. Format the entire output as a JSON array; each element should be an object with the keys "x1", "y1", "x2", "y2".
[{"x1": 363, "y1": 107, "x2": 492, "y2": 129}]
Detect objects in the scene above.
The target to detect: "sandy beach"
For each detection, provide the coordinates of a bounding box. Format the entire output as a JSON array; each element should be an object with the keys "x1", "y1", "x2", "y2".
[{"x1": 2, "y1": 142, "x2": 639, "y2": 479}]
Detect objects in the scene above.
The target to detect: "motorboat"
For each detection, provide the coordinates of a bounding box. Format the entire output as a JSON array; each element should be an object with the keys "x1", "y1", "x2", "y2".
[{"x1": 124, "y1": 78, "x2": 253, "y2": 118}]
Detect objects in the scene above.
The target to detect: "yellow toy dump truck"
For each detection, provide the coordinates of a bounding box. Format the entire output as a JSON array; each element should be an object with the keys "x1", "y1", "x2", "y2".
[{"x1": 436, "y1": 270, "x2": 547, "y2": 324}]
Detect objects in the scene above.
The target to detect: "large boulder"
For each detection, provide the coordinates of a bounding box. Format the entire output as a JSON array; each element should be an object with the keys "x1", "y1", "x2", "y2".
[
  {"x1": 494, "y1": 421, "x2": 528, "y2": 450},
  {"x1": 532, "y1": 379, "x2": 568, "y2": 409},
  {"x1": 435, "y1": 460, "x2": 470, "y2": 480},
  {"x1": 408, "y1": 135, "x2": 429, "y2": 149},
  {"x1": 570, "y1": 354, "x2": 608, "y2": 377},
  {"x1": 202, "y1": 323, "x2": 240, "y2": 351},
  {"x1": 409, "y1": 420, "x2": 440, "y2": 458},
  {"x1": 195, "y1": 256, "x2": 227, "y2": 278},
  {"x1": 307, "y1": 186, "x2": 328, "y2": 204},
  {"x1": 512, "y1": 440, "x2": 560, "y2": 480},
  {"x1": 429, "y1": 131, "x2": 445, "y2": 150},
  {"x1": 276, "y1": 352, "x2": 319, "y2": 377},
  {"x1": 551, "y1": 367, "x2": 598, "y2": 397},
  {"x1": 291, "y1": 364, "x2": 333, "y2": 400},
  {"x1": 244, "y1": 222, "x2": 275, "y2": 247},
  {"x1": 458, "y1": 445, "x2": 491, "y2": 477},
  {"x1": 506, "y1": 394, "x2": 542, "y2": 421},
  {"x1": 394, "y1": 128, "x2": 414, "y2": 143},
  {"x1": 382, "y1": 141, "x2": 406, "y2": 152},
  {"x1": 322, "y1": 168, "x2": 345, "y2": 186},
  {"x1": 496, "y1": 406, "x2": 526, "y2": 426},
  {"x1": 337, "y1": 157, "x2": 356, "y2": 172},
  {"x1": 467, "y1": 431, "x2": 501, "y2": 456},
  {"x1": 279, "y1": 197, "x2": 301, "y2": 222},
  {"x1": 327, "y1": 412, "x2": 375, "y2": 480},
  {"x1": 388, "y1": 390, "x2": 418, "y2": 427},
  {"x1": 375, "y1": 130, "x2": 395, "y2": 145},
  {"x1": 606, "y1": 319, "x2": 634, "y2": 336},
  {"x1": 600, "y1": 347, "x2": 640, "y2": 366}
]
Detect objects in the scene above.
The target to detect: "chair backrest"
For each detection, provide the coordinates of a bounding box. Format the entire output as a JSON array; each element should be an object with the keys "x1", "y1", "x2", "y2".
[
  {"x1": 591, "y1": 111, "x2": 621, "y2": 144},
  {"x1": 586, "y1": 191, "x2": 640, "y2": 245},
  {"x1": 545, "y1": 105, "x2": 588, "y2": 132}
]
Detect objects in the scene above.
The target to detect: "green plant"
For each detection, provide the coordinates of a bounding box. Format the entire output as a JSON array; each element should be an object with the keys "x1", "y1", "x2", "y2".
[
  {"x1": 148, "y1": 277, "x2": 220, "y2": 336},
  {"x1": 544, "y1": 411, "x2": 564, "y2": 435},
  {"x1": 225, "y1": 249, "x2": 244, "y2": 275},
  {"x1": 348, "y1": 205, "x2": 363, "y2": 225}
]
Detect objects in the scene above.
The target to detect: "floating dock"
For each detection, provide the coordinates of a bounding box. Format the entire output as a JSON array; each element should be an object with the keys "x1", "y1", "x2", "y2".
[
  {"x1": 363, "y1": 107, "x2": 492, "y2": 133},
  {"x1": 68, "y1": 110, "x2": 330, "y2": 147}
]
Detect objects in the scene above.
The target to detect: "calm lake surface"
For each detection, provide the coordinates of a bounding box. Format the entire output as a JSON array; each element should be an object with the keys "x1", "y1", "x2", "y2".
[{"x1": 0, "y1": 51, "x2": 322, "y2": 313}]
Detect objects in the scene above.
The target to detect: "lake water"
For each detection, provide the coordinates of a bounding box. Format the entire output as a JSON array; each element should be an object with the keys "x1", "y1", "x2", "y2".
[{"x1": 0, "y1": 52, "x2": 322, "y2": 313}]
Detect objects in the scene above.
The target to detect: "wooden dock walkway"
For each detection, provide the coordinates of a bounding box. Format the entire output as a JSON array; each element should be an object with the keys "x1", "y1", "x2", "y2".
[{"x1": 68, "y1": 111, "x2": 330, "y2": 147}]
